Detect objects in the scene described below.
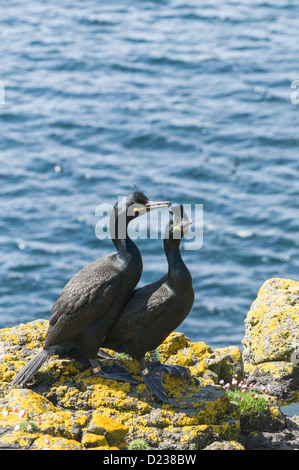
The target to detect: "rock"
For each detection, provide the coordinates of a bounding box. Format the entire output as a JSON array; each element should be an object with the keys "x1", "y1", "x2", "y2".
[
  {"x1": 81, "y1": 432, "x2": 109, "y2": 448},
  {"x1": 0, "y1": 322, "x2": 241, "y2": 450},
  {"x1": 239, "y1": 397, "x2": 286, "y2": 433},
  {"x1": 242, "y1": 278, "x2": 299, "y2": 400},
  {"x1": 241, "y1": 415, "x2": 299, "y2": 450},
  {"x1": 203, "y1": 440, "x2": 246, "y2": 450},
  {"x1": 87, "y1": 412, "x2": 128, "y2": 447},
  {"x1": 1, "y1": 277, "x2": 297, "y2": 450},
  {"x1": 158, "y1": 332, "x2": 244, "y2": 384},
  {"x1": 239, "y1": 278, "x2": 299, "y2": 451},
  {"x1": 31, "y1": 435, "x2": 82, "y2": 450}
]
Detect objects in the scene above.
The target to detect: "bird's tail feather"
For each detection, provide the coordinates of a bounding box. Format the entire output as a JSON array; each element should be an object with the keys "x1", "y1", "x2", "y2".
[{"x1": 11, "y1": 350, "x2": 49, "y2": 386}]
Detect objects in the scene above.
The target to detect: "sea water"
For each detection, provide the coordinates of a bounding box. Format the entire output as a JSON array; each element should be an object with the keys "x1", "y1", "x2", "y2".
[{"x1": 0, "y1": 0, "x2": 298, "y2": 348}]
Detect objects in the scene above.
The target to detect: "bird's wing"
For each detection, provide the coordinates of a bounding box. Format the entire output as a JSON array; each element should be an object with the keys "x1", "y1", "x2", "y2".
[
  {"x1": 45, "y1": 257, "x2": 122, "y2": 346},
  {"x1": 107, "y1": 278, "x2": 173, "y2": 341}
]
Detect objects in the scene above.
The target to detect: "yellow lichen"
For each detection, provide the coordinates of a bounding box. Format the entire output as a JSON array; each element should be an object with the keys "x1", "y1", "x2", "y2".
[
  {"x1": 158, "y1": 332, "x2": 192, "y2": 360},
  {"x1": 212, "y1": 415, "x2": 241, "y2": 441},
  {"x1": 38, "y1": 410, "x2": 76, "y2": 439},
  {"x1": 82, "y1": 432, "x2": 109, "y2": 448},
  {"x1": 0, "y1": 410, "x2": 21, "y2": 429},
  {"x1": 32, "y1": 435, "x2": 82, "y2": 450},
  {"x1": 6, "y1": 292, "x2": 295, "y2": 451},
  {"x1": 0, "y1": 432, "x2": 40, "y2": 448},
  {"x1": 180, "y1": 424, "x2": 209, "y2": 443},
  {"x1": 243, "y1": 278, "x2": 299, "y2": 365},
  {"x1": 6, "y1": 389, "x2": 58, "y2": 415},
  {"x1": 88, "y1": 412, "x2": 128, "y2": 447}
]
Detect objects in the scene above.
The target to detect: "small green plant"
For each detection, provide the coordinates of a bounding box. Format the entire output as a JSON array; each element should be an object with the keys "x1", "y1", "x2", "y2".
[
  {"x1": 2, "y1": 408, "x2": 43, "y2": 433},
  {"x1": 116, "y1": 352, "x2": 133, "y2": 361},
  {"x1": 128, "y1": 439, "x2": 150, "y2": 450},
  {"x1": 220, "y1": 375, "x2": 272, "y2": 419},
  {"x1": 19, "y1": 420, "x2": 40, "y2": 433},
  {"x1": 36, "y1": 370, "x2": 55, "y2": 383},
  {"x1": 226, "y1": 389, "x2": 269, "y2": 417}
]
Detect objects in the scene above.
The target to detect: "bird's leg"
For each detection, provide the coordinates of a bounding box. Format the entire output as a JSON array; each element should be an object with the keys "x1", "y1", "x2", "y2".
[
  {"x1": 64, "y1": 348, "x2": 137, "y2": 383},
  {"x1": 90, "y1": 358, "x2": 101, "y2": 374},
  {"x1": 148, "y1": 349, "x2": 190, "y2": 379},
  {"x1": 61, "y1": 347, "x2": 114, "y2": 364},
  {"x1": 139, "y1": 357, "x2": 169, "y2": 403},
  {"x1": 89, "y1": 358, "x2": 137, "y2": 384}
]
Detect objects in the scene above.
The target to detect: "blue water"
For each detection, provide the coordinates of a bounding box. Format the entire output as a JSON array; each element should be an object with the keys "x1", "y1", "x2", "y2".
[{"x1": 0, "y1": 0, "x2": 298, "y2": 349}]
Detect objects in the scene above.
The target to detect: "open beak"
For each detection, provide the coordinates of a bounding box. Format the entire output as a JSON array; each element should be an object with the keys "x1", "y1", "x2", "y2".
[{"x1": 173, "y1": 219, "x2": 193, "y2": 231}]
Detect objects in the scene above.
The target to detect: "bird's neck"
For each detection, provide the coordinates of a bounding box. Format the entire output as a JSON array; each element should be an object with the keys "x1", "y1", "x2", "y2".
[
  {"x1": 164, "y1": 238, "x2": 191, "y2": 287},
  {"x1": 110, "y1": 212, "x2": 142, "y2": 265}
]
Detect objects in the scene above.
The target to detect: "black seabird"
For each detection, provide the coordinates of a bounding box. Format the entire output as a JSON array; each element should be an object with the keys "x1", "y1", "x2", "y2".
[
  {"x1": 103, "y1": 205, "x2": 194, "y2": 402},
  {"x1": 12, "y1": 191, "x2": 171, "y2": 386}
]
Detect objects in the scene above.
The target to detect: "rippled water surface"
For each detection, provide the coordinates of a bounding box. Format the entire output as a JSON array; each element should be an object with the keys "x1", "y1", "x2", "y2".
[{"x1": 1, "y1": 0, "x2": 298, "y2": 348}]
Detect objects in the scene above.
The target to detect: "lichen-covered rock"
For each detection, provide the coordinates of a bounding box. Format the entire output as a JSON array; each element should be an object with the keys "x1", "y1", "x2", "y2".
[
  {"x1": 87, "y1": 412, "x2": 128, "y2": 447},
  {"x1": 242, "y1": 415, "x2": 299, "y2": 451},
  {"x1": 242, "y1": 278, "x2": 299, "y2": 399},
  {"x1": 1, "y1": 278, "x2": 298, "y2": 450},
  {"x1": 158, "y1": 332, "x2": 244, "y2": 384},
  {"x1": 0, "y1": 320, "x2": 242, "y2": 450},
  {"x1": 203, "y1": 440, "x2": 246, "y2": 450},
  {"x1": 32, "y1": 435, "x2": 82, "y2": 450}
]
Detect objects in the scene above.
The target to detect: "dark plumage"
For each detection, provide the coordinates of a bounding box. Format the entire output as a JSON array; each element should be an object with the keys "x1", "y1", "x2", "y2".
[
  {"x1": 12, "y1": 191, "x2": 171, "y2": 386},
  {"x1": 103, "y1": 205, "x2": 194, "y2": 402}
]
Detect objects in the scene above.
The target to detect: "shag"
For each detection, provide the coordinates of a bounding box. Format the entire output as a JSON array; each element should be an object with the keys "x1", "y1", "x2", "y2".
[
  {"x1": 12, "y1": 191, "x2": 171, "y2": 386},
  {"x1": 103, "y1": 205, "x2": 194, "y2": 402}
]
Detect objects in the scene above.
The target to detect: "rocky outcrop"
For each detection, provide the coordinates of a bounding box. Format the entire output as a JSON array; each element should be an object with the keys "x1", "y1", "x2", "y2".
[
  {"x1": 242, "y1": 278, "x2": 299, "y2": 400},
  {"x1": 0, "y1": 277, "x2": 298, "y2": 450},
  {"x1": 0, "y1": 322, "x2": 242, "y2": 450}
]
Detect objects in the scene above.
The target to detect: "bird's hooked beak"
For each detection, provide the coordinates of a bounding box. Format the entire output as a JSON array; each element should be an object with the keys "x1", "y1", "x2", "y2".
[
  {"x1": 133, "y1": 200, "x2": 171, "y2": 215},
  {"x1": 145, "y1": 200, "x2": 171, "y2": 211}
]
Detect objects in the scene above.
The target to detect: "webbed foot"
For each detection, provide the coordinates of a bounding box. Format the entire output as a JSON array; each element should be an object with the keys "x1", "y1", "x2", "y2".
[
  {"x1": 142, "y1": 370, "x2": 169, "y2": 403},
  {"x1": 148, "y1": 361, "x2": 190, "y2": 379},
  {"x1": 139, "y1": 359, "x2": 169, "y2": 403},
  {"x1": 91, "y1": 361, "x2": 138, "y2": 384}
]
